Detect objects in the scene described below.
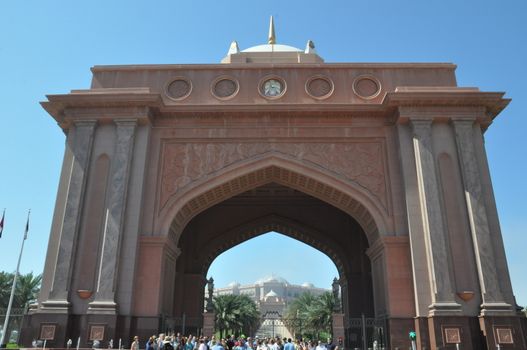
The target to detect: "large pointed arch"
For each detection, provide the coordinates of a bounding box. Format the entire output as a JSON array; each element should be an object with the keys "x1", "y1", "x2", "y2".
[{"x1": 158, "y1": 154, "x2": 388, "y2": 245}]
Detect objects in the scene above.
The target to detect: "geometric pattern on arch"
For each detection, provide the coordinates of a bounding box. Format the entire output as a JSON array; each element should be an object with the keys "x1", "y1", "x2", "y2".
[
  {"x1": 169, "y1": 162, "x2": 380, "y2": 243},
  {"x1": 200, "y1": 213, "x2": 347, "y2": 278}
]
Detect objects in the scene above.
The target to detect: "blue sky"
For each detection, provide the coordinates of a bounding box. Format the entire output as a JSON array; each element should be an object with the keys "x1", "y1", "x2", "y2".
[{"x1": 0, "y1": 1, "x2": 525, "y2": 306}]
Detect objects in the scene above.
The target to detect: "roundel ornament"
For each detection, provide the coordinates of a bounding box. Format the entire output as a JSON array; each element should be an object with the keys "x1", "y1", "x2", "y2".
[{"x1": 263, "y1": 79, "x2": 282, "y2": 97}]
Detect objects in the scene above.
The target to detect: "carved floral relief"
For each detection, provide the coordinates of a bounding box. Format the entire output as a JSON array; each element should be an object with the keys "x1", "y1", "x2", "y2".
[{"x1": 160, "y1": 142, "x2": 386, "y2": 209}]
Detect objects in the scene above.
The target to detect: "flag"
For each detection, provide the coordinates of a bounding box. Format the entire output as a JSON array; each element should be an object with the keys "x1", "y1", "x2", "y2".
[
  {"x1": 0, "y1": 209, "x2": 4, "y2": 238},
  {"x1": 23, "y1": 212, "x2": 30, "y2": 240}
]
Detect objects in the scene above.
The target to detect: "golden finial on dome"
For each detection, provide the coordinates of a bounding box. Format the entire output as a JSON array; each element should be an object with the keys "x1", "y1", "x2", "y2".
[{"x1": 268, "y1": 16, "x2": 276, "y2": 45}]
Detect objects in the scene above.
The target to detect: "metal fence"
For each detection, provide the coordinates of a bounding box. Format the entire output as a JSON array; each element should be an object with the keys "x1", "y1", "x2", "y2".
[
  {"x1": 161, "y1": 315, "x2": 204, "y2": 335},
  {"x1": 0, "y1": 308, "x2": 26, "y2": 344},
  {"x1": 345, "y1": 315, "x2": 387, "y2": 350}
]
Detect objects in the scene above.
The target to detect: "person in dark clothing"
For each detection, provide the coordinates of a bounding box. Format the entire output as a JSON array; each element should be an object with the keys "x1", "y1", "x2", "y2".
[{"x1": 226, "y1": 336, "x2": 235, "y2": 350}]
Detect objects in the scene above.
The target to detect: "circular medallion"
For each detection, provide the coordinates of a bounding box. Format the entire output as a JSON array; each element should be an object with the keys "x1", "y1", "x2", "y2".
[
  {"x1": 165, "y1": 77, "x2": 192, "y2": 101},
  {"x1": 258, "y1": 76, "x2": 286, "y2": 99},
  {"x1": 352, "y1": 75, "x2": 381, "y2": 99},
  {"x1": 211, "y1": 76, "x2": 239, "y2": 100},
  {"x1": 305, "y1": 75, "x2": 334, "y2": 100}
]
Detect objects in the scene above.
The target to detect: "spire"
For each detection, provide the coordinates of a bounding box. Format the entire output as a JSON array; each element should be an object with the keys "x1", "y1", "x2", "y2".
[
  {"x1": 268, "y1": 16, "x2": 276, "y2": 45},
  {"x1": 227, "y1": 40, "x2": 240, "y2": 55}
]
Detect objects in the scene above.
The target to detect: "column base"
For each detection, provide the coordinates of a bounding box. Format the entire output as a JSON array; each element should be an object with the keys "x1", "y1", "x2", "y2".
[
  {"x1": 479, "y1": 315, "x2": 527, "y2": 349},
  {"x1": 87, "y1": 300, "x2": 118, "y2": 315},
  {"x1": 202, "y1": 312, "x2": 215, "y2": 338},
  {"x1": 39, "y1": 299, "x2": 71, "y2": 313},
  {"x1": 19, "y1": 311, "x2": 71, "y2": 348},
  {"x1": 414, "y1": 317, "x2": 431, "y2": 350},
  {"x1": 480, "y1": 302, "x2": 515, "y2": 316},
  {"x1": 427, "y1": 302, "x2": 462, "y2": 316},
  {"x1": 385, "y1": 317, "x2": 414, "y2": 350},
  {"x1": 331, "y1": 313, "x2": 345, "y2": 345},
  {"x1": 427, "y1": 315, "x2": 483, "y2": 350}
]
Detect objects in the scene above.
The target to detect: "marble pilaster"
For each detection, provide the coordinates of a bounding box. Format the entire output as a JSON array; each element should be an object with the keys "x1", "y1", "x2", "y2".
[
  {"x1": 452, "y1": 119, "x2": 512, "y2": 315},
  {"x1": 43, "y1": 120, "x2": 97, "y2": 311},
  {"x1": 410, "y1": 118, "x2": 460, "y2": 315},
  {"x1": 88, "y1": 119, "x2": 137, "y2": 314},
  {"x1": 397, "y1": 123, "x2": 432, "y2": 316}
]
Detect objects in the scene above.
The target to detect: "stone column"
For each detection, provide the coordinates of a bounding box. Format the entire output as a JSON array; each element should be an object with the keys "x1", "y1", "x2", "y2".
[
  {"x1": 89, "y1": 119, "x2": 137, "y2": 314},
  {"x1": 42, "y1": 120, "x2": 97, "y2": 310},
  {"x1": 452, "y1": 119, "x2": 512, "y2": 314},
  {"x1": 410, "y1": 118, "x2": 460, "y2": 314}
]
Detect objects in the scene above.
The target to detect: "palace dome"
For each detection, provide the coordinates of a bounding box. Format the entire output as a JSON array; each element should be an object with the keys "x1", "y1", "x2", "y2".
[
  {"x1": 255, "y1": 275, "x2": 289, "y2": 285},
  {"x1": 241, "y1": 44, "x2": 302, "y2": 53}
]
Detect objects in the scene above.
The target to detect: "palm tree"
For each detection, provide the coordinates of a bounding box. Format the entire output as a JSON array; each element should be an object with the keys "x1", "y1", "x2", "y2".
[
  {"x1": 0, "y1": 272, "x2": 14, "y2": 307},
  {"x1": 284, "y1": 292, "x2": 317, "y2": 338},
  {"x1": 307, "y1": 292, "x2": 335, "y2": 335},
  {"x1": 213, "y1": 294, "x2": 259, "y2": 338},
  {"x1": 284, "y1": 292, "x2": 335, "y2": 340},
  {"x1": 15, "y1": 272, "x2": 42, "y2": 310}
]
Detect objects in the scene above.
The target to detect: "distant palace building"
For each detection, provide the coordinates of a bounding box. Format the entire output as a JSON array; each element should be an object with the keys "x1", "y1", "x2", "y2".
[{"x1": 213, "y1": 275, "x2": 329, "y2": 315}]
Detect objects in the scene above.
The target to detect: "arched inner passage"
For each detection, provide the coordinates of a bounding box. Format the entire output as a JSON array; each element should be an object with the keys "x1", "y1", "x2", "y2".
[
  {"x1": 169, "y1": 182, "x2": 375, "y2": 332},
  {"x1": 207, "y1": 231, "x2": 340, "y2": 292},
  {"x1": 207, "y1": 231, "x2": 340, "y2": 338}
]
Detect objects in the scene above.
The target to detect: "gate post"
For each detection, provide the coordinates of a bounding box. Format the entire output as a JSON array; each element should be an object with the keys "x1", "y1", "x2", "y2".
[
  {"x1": 332, "y1": 313, "x2": 345, "y2": 347},
  {"x1": 202, "y1": 312, "x2": 215, "y2": 338}
]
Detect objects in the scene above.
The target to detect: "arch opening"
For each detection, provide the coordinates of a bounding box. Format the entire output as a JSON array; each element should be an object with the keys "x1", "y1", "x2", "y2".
[
  {"x1": 206, "y1": 231, "x2": 340, "y2": 339},
  {"x1": 207, "y1": 231, "x2": 340, "y2": 292},
  {"x1": 167, "y1": 182, "x2": 376, "y2": 335}
]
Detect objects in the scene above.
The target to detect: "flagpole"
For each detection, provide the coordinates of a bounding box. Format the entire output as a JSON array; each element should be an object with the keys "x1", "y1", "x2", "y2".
[{"x1": 0, "y1": 209, "x2": 30, "y2": 347}]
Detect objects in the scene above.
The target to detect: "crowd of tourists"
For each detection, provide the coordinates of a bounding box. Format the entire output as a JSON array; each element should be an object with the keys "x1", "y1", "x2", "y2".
[{"x1": 130, "y1": 334, "x2": 343, "y2": 350}]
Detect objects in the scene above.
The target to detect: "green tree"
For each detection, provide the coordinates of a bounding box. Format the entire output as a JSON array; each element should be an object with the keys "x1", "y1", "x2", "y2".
[
  {"x1": 284, "y1": 292, "x2": 335, "y2": 340},
  {"x1": 14, "y1": 272, "x2": 42, "y2": 309},
  {"x1": 213, "y1": 294, "x2": 259, "y2": 339},
  {"x1": 0, "y1": 272, "x2": 41, "y2": 310},
  {"x1": 307, "y1": 292, "x2": 335, "y2": 335},
  {"x1": 284, "y1": 292, "x2": 317, "y2": 339},
  {"x1": 0, "y1": 272, "x2": 14, "y2": 307}
]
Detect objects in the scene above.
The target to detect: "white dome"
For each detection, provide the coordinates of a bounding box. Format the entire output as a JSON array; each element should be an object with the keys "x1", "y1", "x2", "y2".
[
  {"x1": 241, "y1": 44, "x2": 302, "y2": 53},
  {"x1": 255, "y1": 275, "x2": 289, "y2": 285},
  {"x1": 302, "y1": 282, "x2": 314, "y2": 288}
]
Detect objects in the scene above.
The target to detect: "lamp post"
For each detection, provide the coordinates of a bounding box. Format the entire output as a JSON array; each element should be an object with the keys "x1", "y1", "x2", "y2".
[{"x1": 409, "y1": 331, "x2": 417, "y2": 350}]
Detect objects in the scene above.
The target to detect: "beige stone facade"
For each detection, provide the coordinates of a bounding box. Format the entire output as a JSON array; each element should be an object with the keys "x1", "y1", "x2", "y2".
[
  {"x1": 20, "y1": 37, "x2": 527, "y2": 350},
  {"x1": 213, "y1": 276, "x2": 329, "y2": 316}
]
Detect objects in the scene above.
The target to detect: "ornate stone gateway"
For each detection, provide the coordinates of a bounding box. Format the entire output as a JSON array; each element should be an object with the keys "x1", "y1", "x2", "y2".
[{"x1": 22, "y1": 25, "x2": 526, "y2": 349}]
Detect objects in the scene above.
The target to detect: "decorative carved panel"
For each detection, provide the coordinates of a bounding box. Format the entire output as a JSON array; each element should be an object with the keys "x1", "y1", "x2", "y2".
[
  {"x1": 212, "y1": 77, "x2": 239, "y2": 100},
  {"x1": 88, "y1": 324, "x2": 105, "y2": 341},
  {"x1": 495, "y1": 327, "x2": 514, "y2": 344},
  {"x1": 166, "y1": 78, "x2": 192, "y2": 101},
  {"x1": 160, "y1": 141, "x2": 386, "y2": 209},
  {"x1": 306, "y1": 75, "x2": 334, "y2": 99},
  {"x1": 39, "y1": 324, "x2": 56, "y2": 340},
  {"x1": 444, "y1": 327, "x2": 461, "y2": 344},
  {"x1": 353, "y1": 75, "x2": 381, "y2": 99}
]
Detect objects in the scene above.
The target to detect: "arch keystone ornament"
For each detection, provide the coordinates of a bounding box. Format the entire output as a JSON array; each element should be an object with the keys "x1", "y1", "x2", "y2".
[{"x1": 25, "y1": 28, "x2": 526, "y2": 350}]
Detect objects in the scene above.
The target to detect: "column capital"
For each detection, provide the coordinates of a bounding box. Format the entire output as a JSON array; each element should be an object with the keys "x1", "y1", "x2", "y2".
[
  {"x1": 410, "y1": 118, "x2": 433, "y2": 139},
  {"x1": 114, "y1": 118, "x2": 139, "y2": 127},
  {"x1": 73, "y1": 119, "x2": 98, "y2": 128},
  {"x1": 451, "y1": 116, "x2": 477, "y2": 125},
  {"x1": 409, "y1": 117, "x2": 433, "y2": 127}
]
